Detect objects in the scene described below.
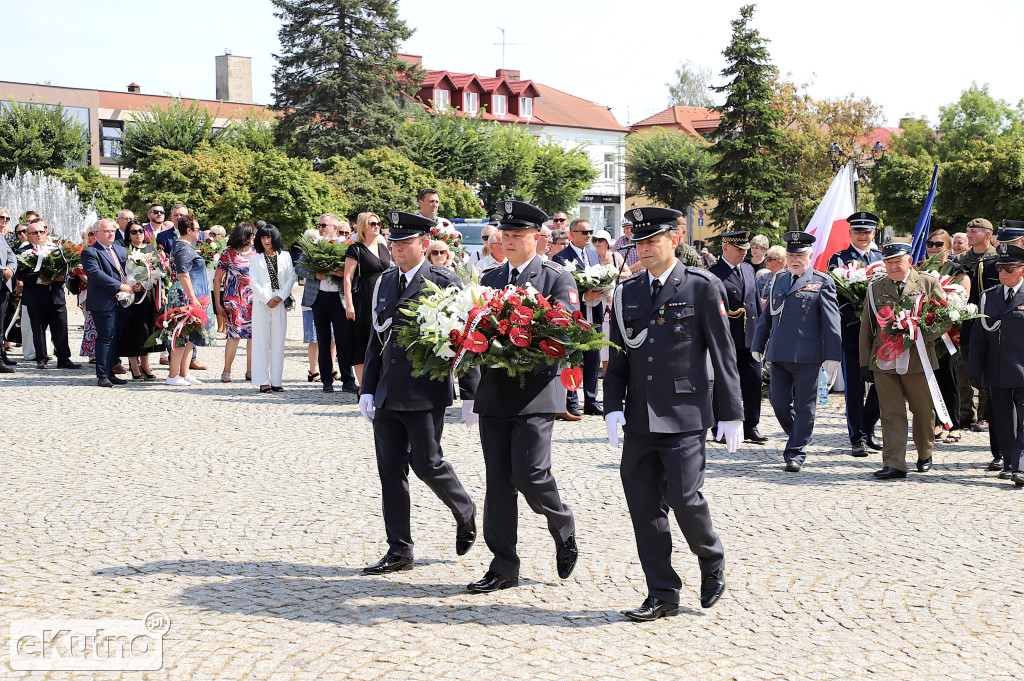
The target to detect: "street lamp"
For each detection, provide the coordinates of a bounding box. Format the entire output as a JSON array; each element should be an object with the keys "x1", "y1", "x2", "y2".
[{"x1": 828, "y1": 140, "x2": 887, "y2": 208}]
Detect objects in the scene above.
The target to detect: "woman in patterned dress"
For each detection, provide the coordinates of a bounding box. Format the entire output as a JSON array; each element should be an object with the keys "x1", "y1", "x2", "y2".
[
  {"x1": 165, "y1": 215, "x2": 217, "y2": 386},
  {"x1": 343, "y1": 212, "x2": 391, "y2": 386},
  {"x1": 213, "y1": 223, "x2": 255, "y2": 382},
  {"x1": 78, "y1": 225, "x2": 97, "y2": 361}
]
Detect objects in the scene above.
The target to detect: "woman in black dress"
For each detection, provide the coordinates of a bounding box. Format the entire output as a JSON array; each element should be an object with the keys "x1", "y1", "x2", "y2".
[
  {"x1": 119, "y1": 224, "x2": 160, "y2": 380},
  {"x1": 343, "y1": 212, "x2": 391, "y2": 385}
]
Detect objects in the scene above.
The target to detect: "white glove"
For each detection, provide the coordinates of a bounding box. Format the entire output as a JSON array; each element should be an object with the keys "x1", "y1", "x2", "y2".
[
  {"x1": 822, "y1": 360, "x2": 841, "y2": 388},
  {"x1": 358, "y1": 393, "x2": 375, "y2": 422},
  {"x1": 751, "y1": 351, "x2": 763, "y2": 363},
  {"x1": 715, "y1": 420, "x2": 743, "y2": 454},
  {"x1": 605, "y1": 411, "x2": 626, "y2": 446},
  {"x1": 462, "y1": 400, "x2": 478, "y2": 429}
]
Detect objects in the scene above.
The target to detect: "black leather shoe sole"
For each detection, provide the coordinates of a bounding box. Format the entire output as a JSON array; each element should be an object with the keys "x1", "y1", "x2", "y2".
[
  {"x1": 874, "y1": 468, "x2": 907, "y2": 480},
  {"x1": 362, "y1": 557, "x2": 413, "y2": 575},
  {"x1": 621, "y1": 603, "x2": 679, "y2": 622},
  {"x1": 467, "y1": 575, "x2": 518, "y2": 593}
]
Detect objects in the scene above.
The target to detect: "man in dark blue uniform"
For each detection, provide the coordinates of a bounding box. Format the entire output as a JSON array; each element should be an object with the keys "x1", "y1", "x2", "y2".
[
  {"x1": 709, "y1": 231, "x2": 765, "y2": 443},
  {"x1": 826, "y1": 211, "x2": 884, "y2": 456},
  {"x1": 752, "y1": 232, "x2": 842, "y2": 471},
  {"x1": 551, "y1": 218, "x2": 604, "y2": 417},
  {"x1": 358, "y1": 212, "x2": 479, "y2": 575},
  {"x1": 968, "y1": 242, "x2": 1024, "y2": 488},
  {"x1": 468, "y1": 200, "x2": 580, "y2": 594},
  {"x1": 605, "y1": 207, "x2": 742, "y2": 621}
]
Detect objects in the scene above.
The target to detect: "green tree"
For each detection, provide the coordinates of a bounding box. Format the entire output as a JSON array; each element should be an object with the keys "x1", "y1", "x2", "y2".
[
  {"x1": 118, "y1": 97, "x2": 228, "y2": 169},
  {"x1": 937, "y1": 83, "x2": 1021, "y2": 160},
  {"x1": 528, "y1": 142, "x2": 599, "y2": 215},
  {"x1": 871, "y1": 154, "x2": 936, "y2": 234},
  {"x1": 0, "y1": 98, "x2": 89, "y2": 175},
  {"x1": 625, "y1": 128, "x2": 714, "y2": 210},
  {"x1": 400, "y1": 108, "x2": 498, "y2": 185},
  {"x1": 666, "y1": 60, "x2": 714, "y2": 108},
  {"x1": 46, "y1": 166, "x2": 126, "y2": 219},
  {"x1": 887, "y1": 117, "x2": 939, "y2": 160},
  {"x1": 708, "y1": 4, "x2": 794, "y2": 237},
  {"x1": 477, "y1": 123, "x2": 539, "y2": 209},
  {"x1": 271, "y1": 0, "x2": 421, "y2": 159},
  {"x1": 224, "y1": 110, "x2": 279, "y2": 153}
]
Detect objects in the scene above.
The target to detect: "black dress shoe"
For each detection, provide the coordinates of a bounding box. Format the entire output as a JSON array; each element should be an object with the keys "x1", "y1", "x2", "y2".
[
  {"x1": 988, "y1": 459, "x2": 1004, "y2": 472},
  {"x1": 866, "y1": 434, "x2": 882, "y2": 451},
  {"x1": 56, "y1": 360, "x2": 81, "y2": 369},
  {"x1": 109, "y1": 375, "x2": 127, "y2": 385},
  {"x1": 97, "y1": 377, "x2": 113, "y2": 387},
  {"x1": 455, "y1": 507, "x2": 477, "y2": 556},
  {"x1": 850, "y1": 441, "x2": 868, "y2": 457},
  {"x1": 556, "y1": 534, "x2": 579, "y2": 579},
  {"x1": 0, "y1": 363, "x2": 14, "y2": 374},
  {"x1": 2, "y1": 356, "x2": 16, "y2": 366},
  {"x1": 1011, "y1": 472, "x2": 1024, "y2": 488},
  {"x1": 566, "y1": 405, "x2": 583, "y2": 418},
  {"x1": 621, "y1": 596, "x2": 679, "y2": 622},
  {"x1": 784, "y1": 460, "x2": 801, "y2": 472},
  {"x1": 873, "y1": 467, "x2": 907, "y2": 480},
  {"x1": 916, "y1": 458, "x2": 932, "y2": 472},
  {"x1": 744, "y1": 428, "x2": 768, "y2": 444},
  {"x1": 700, "y1": 566, "x2": 726, "y2": 608},
  {"x1": 583, "y1": 403, "x2": 604, "y2": 416},
  {"x1": 36, "y1": 361, "x2": 48, "y2": 370},
  {"x1": 362, "y1": 553, "x2": 413, "y2": 575},
  {"x1": 322, "y1": 385, "x2": 334, "y2": 393},
  {"x1": 998, "y1": 470, "x2": 1012, "y2": 480},
  {"x1": 467, "y1": 571, "x2": 518, "y2": 593},
  {"x1": 341, "y1": 382, "x2": 360, "y2": 394}
]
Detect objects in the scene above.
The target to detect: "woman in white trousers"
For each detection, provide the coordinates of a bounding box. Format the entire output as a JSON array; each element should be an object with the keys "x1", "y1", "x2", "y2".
[{"x1": 249, "y1": 224, "x2": 296, "y2": 392}]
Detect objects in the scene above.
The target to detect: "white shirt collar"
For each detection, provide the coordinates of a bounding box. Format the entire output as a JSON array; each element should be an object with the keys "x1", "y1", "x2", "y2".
[
  {"x1": 398, "y1": 259, "x2": 425, "y2": 288},
  {"x1": 1005, "y1": 283, "x2": 1020, "y2": 298},
  {"x1": 647, "y1": 266, "x2": 673, "y2": 289}
]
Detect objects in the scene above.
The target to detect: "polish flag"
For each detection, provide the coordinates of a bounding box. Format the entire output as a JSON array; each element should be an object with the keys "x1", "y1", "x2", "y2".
[{"x1": 806, "y1": 163, "x2": 856, "y2": 272}]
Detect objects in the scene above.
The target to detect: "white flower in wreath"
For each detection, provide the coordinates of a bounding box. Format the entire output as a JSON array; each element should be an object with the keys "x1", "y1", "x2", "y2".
[
  {"x1": 948, "y1": 309, "x2": 961, "y2": 321},
  {"x1": 965, "y1": 303, "x2": 979, "y2": 314}
]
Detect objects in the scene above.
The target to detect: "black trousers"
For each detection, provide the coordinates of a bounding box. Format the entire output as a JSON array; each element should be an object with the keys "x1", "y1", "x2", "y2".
[
  {"x1": 620, "y1": 428, "x2": 724, "y2": 604},
  {"x1": 92, "y1": 306, "x2": 128, "y2": 379},
  {"x1": 26, "y1": 300, "x2": 70, "y2": 361},
  {"x1": 713, "y1": 347, "x2": 761, "y2": 429},
  {"x1": 311, "y1": 290, "x2": 354, "y2": 386},
  {"x1": 479, "y1": 413, "x2": 574, "y2": 577},
  {"x1": 840, "y1": 327, "x2": 879, "y2": 445},
  {"x1": 373, "y1": 407, "x2": 475, "y2": 558},
  {"x1": 0, "y1": 287, "x2": 9, "y2": 358},
  {"x1": 989, "y1": 387, "x2": 1024, "y2": 473}
]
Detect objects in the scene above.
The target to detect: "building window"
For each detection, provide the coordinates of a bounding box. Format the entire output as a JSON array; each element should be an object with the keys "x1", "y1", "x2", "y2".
[
  {"x1": 100, "y1": 119, "x2": 124, "y2": 163},
  {"x1": 604, "y1": 153, "x2": 617, "y2": 181},
  {"x1": 492, "y1": 95, "x2": 507, "y2": 116},
  {"x1": 463, "y1": 92, "x2": 479, "y2": 114},
  {"x1": 433, "y1": 89, "x2": 450, "y2": 111},
  {"x1": 520, "y1": 97, "x2": 533, "y2": 117}
]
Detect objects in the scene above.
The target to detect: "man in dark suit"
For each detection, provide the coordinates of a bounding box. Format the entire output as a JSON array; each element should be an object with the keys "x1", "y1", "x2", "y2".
[
  {"x1": 16, "y1": 219, "x2": 79, "y2": 370},
  {"x1": 826, "y1": 212, "x2": 884, "y2": 456},
  {"x1": 968, "y1": 242, "x2": 1024, "y2": 488},
  {"x1": 752, "y1": 232, "x2": 842, "y2": 471},
  {"x1": 114, "y1": 209, "x2": 137, "y2": 246},
  {"x1": 709, "y1": 231, "x2": 765, "y2": 443},
  {"x1": 0, "y1": 224, "x2": 17, "y2": 372},
  {"x1": 81, "y1": 219, "x2": 141, "y2": 387},
  {"x1": 467, "y1": 200, "x2": 579, "y2": 594},
  {"x1": 551, "y1": 217, "x2": 604, "y2": 419},
  {"x1": 605, "y1": 206, "x2": 742, "y2": 620},
  {"x1": 358, "y1": 211, "x2": 480, "y2": 574}
]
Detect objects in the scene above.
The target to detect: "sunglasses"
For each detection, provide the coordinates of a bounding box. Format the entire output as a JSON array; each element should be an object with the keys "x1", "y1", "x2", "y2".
[
  {"x1": 996, "y1": 264, "x2": 1022, "y2": 273},
  {"x1": 573, "y1": 230, "x2": 593, "y2": 235},
  {"x1": 28, "y1": 230, "x2": 46, "y2": 236},
  {"x1": 150, "y1": 209, "x2": 164, "y2": 215},
  {"x1": 15, "y1": 229, "x2": 26, "y2": 235},
  {"x1": 552, "y1": 218, "x2": 567, "y2": 223},
  {"x1": 925, "y1": 241, "x2": 946, "y2": 248},
  {"x1": 129, "y1": 229, "x2": 145, "y2": 235},
  {"x1": 368, "y1": 221, "x2": 381, "y2": 227},
  {"x1": 317, "y1": 223, "x2": 331, "y2": 229},
  {"x1": 430, "y1": 249, "x2": 448, "y2": 256},
  {"x1": 0, "y1": 216, "x2": 9, "y2": 221},
  {"x1": 338, "y1": 230, "x2": 351, "y2": 236}
]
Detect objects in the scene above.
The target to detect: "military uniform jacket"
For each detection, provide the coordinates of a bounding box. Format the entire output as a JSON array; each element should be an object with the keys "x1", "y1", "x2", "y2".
[
  {"x1": 859, "y1": 269, "x2": 946, "y2": 374},
  {"x1": 474, "y1": 255, "x2": 580, "y2": 417},
  {"x1": 708, "y1": 259, "x2": 760, "y2": 349},
  {"x1": 827, "y1": 245, "x2": 883, "y2": 321},
  {"x1": 604, "y1": 261, "x2": 743, "y2": 434},
  {"x1": 968, "y1": 284, "x2": 1024, "y2": 389},
  {"x1": 751, "y1": 269, "x2": 842, "y2": 365},
  {"x1": 363, "y1": 264, "x2": 479, "y2": 411}
]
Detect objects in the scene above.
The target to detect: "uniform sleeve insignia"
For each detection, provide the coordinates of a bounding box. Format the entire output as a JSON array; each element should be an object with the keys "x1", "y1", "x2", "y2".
[
  {"x1": 719, "y1": 300, "x2": 727, "y2": 317},
  {"x1": 568, "y1": 290, "x2": 579, "y2": 305}
]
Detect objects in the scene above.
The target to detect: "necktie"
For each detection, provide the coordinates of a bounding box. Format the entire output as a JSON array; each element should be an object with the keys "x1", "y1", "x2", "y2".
[
  {"x1": 581, "y1": 249, "x2": 590, "y2": 267},
  {"x1": 651, "y1": 278, "x2": 663, "y2": 301},
  {"x1": 895, "y1": 281, "x2": 904, "y2": 297},
  {"x1": 399, "y1": 273, "x2": 407, "y2": 291},
  {"x1": 1007, "y1": 287, "x2": 1014, "y2": 305},
  {"x1": 509, "y1": 267, "x2": 519, "y2": 286},
  {"x1": 107, "y1": 245, "x2": 126, "y2": 284}
]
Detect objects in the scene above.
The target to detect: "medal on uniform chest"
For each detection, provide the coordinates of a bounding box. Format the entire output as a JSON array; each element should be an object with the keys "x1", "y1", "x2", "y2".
[
  {"x1": 656, "y1": 306, "x2": 667, "y2": 325},
  {"x1": 673, "y1": 323, "x2": 684, "y2": 334}
]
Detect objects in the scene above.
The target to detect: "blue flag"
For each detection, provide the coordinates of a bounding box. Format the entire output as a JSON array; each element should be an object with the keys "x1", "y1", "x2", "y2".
[{"x1": 910, "y1": 164, "x2": 940, "y2": 263}]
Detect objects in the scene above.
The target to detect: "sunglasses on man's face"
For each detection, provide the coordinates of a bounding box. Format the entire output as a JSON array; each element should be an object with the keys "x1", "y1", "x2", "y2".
[
  {"x1": 925, "y1": 241, "x2": 946, "y2": 248},
  {"x1": 150, "y1": 210, "x2": 164, "y2": 215},
  {"x1": 317, "y1": 223, "x2": 330, "y2": 229},
  {"x1": 996, "y1": 264, "x2": 1023, "y2": 273},
  {"x1": 573, "y1": 230, "x2": 593, "y2": 235},
  {"x1": 28, "y1": 231, "x2": 46, "y2": 236},
  {"x1": 552, "y1": 218, "x2": 567, "y2": 223}
]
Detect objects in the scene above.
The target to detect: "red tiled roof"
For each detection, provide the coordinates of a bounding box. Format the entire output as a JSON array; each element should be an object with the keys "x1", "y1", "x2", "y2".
[
  {"x1": 858, "y1": 126, "x2": 900, "y2": 150},
  {"x1": 631, "y1": 105, "x2": 721, "y2": 136},
  {"x1": 531, "y1": 83, "x2": 627, "y2": 132}
]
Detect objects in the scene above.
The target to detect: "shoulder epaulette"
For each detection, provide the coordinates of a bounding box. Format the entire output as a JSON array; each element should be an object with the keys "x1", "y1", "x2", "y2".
[
  {"x1": 623, "y1": 269, "x2": 647, "y2": 283},
  {"x1": 685, "y1": 266, "x2": 715, "y2": 281},
  {"x1": 541, "y1": 259, "x2": 565, "y2": 273}
]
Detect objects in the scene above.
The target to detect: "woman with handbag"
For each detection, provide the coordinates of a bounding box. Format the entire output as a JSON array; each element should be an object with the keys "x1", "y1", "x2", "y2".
[{"x1": 342, "y1": 212, "x2": 391, "y2": 386}]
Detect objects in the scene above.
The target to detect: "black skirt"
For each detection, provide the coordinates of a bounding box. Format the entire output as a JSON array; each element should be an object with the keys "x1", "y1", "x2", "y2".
[{"x1": 118, "y1": 288, "x2": 160, "y2": 356}]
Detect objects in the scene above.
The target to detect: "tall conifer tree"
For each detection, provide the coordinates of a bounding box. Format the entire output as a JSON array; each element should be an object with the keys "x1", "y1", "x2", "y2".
[
  {"x1": 270, "y1": 0, "x2": 421, "y2": 158},
  {"x1": 709, "y1": 4, "x2": 793, "y2": 236}
]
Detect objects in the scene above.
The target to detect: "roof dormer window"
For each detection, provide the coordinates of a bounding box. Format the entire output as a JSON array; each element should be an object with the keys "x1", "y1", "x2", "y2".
[
  {"x1": 492, "y1": 94, "x2": 507, "y2": 116},
  {"x1": 433, "y1": 88, "x2": 450, "y2": 111},
  {"x1": 519, "y1": 96, "x2": 533, "y2": 118},
  {"x1": 464, "y1": 92, "x2": 479, "y2": 114}
]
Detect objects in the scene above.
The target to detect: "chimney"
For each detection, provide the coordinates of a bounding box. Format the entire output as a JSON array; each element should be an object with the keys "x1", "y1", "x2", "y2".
[
  {"x1": 215, "y1": 51, "x2": 253, "y2": 103},
  {"x1": 127, "y1": 82, "x2": 141, "y2": 93},
  {"x1": 496, "y1": 68, "x2": 520, "y2": 82}
]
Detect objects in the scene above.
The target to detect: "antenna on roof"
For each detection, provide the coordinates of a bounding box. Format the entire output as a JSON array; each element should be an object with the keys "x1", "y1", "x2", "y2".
[{"x1": 494, "y1": 27, "x2": 525, "y2": 70}]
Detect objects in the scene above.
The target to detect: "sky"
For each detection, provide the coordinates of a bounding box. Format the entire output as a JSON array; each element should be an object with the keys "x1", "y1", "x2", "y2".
[{"x1": 2, "y1": 0, "x2": 1021, "y2": 129}]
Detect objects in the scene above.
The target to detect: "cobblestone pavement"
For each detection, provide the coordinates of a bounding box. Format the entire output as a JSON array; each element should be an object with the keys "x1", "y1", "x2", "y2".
[{"x1": 2, "y1": 305, "x2": 1023, "y2": 680}]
